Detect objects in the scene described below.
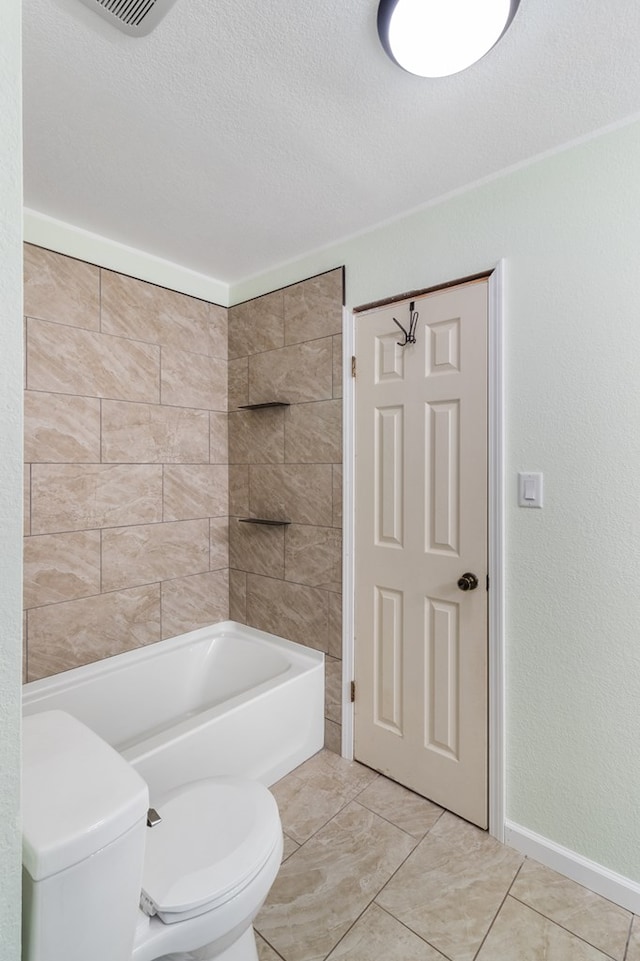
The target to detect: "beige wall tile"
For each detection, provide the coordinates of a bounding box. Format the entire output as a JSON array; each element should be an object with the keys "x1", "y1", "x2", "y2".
[
  {"x1": 210, "y1": 516, "x2": 229, "y2": 570},
  {"x1": 229, "y1": 465, "x2": 249, "y2": 517},
  {"x1": 228, "y1": 357, "x2": 249, "y2": 409},
  {"x1": 209, "y1": 304, "x2": 228, "y2": 360},
  {"x1": 284, "y1": 400, "x2": 341, "y2": 464},
  {"x1": 229, "y1": 569, "x2": 247, "y2": 622},
  {"x1": 25, "y1": 391, "x2": 101, "y2": 463},
  {"x1": 285, "y1": 525, "x2": 341, "y2": 592},
  {"x1": 324, "y1": 718, "x2": 342, "y2": 755},
  {"x1": 102, "y1": 399, "x2": 210, "y2": 463},
  {"x1": 230, "y1": 520, "x2": 285, "y2": 578},
  {"x1": 24, "y1": 245, "x2": 100, "y2": 330},
  {"x1": 283, "y1": 268, "x2": 343, "y2": 345},
  {"x1": 246, "y1": 574, "x2": 329, "y2": 652},
  {"x1": 24, "y1": 530, "x2": 101, "y2": 609},
  {"x1": 163, "y1": 465, "x2": 228, "y2": 521},
  {"x1": 24, "y1": 466, "x2": 30, "y2": 536},
  {"x1": 26, "y1": 318, "x2": 160, "y2": 402},
  {"x1": 27, "y1": 584, "x2": 161, "y2": 681},
  {"x1": 161, "y1": 570, "x2": 229, "y2": 639},
  {"x1": 250, "y1": 464, "x2": 333, "y2": 526},
  {"x1": 161, "y1": 346, "x2": 227, "y2": 411},
  {"x1": 229, "y1": 409, "x2": 285, "y2": 465},
  {"x1": 23, "y1": 250, "x2": 231, "y2": 681},
  {"x1": 210, "y1": 411, "x2": 228, "y2": 464},
  {"x1": 333, "y1": 333, "x2": 343, "y2": 399},
  {"x1": 23, "y1": 612, "x2": 27, "y2": 683},
  {"x1": 102, "y1": 518, "x2": 210, "y2": 592},
  {"x1": 325, "y1": 655, "x2": 342, "y2": 724},
  {"x1": 332, "y1": 463, "x2": 342, "y2": 528},
  {"x1": 31, "y1": 463, "x2": 162, "y2": 534},
  {"x1": 101, "y1": 270, "x2": 212, "y2": 354},
  {"x1": 228, "y1": 289, "x2": 284, "y2": 360},
  {"x1": 249, "y1": 338, "x2": 333, "y2": 405},
  {"x1": 328, "y1": 590, "x2": 342, "y2": 660}
]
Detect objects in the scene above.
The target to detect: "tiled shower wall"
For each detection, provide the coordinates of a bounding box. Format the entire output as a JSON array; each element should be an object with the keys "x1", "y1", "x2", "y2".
[
  {"x1": 22, "y1": 249, "x2": 344, "y2": 752},
  {"x1": 23, "y1": 244, "x2": 229, "y2": 681},
  {"x1": 227, "y1": 269, "x2": 344, "y2": 752}
]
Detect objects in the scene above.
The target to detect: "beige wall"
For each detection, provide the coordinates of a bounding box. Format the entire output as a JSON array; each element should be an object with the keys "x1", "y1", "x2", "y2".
[
  {"x1": 227, "y1": 269, "x2": 344, "y2": 751},
  {"x1": 23, "y1": 244, "x2": 229, "y2": 681}
]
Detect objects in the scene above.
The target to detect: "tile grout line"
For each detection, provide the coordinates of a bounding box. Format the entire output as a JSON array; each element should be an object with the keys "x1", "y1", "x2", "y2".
[
  {"x1": 469, "y1": 860, "x2": 525, "y2": 961},
  {"x1": 355, "y1": 796, "x2": 444, "y2": 841},
  {"x1": 271, "y1": 762, "x2": 435, "y2": 961},
  {"x1": 256, "y1": 932, "x2": 287, "y2": 961},
  {"x1": 374, "y1": 902, "x2": 457, "y2": 961},
  {"x1": 623, "y1": 916, "x2": 635, "y2": 961},
  {"x1": 507, "y1": 890, "x2": 624, "y2": 961},
  {"x1": 321, "y1": 900, "x2": 384, "y2": 961},
  {"x1": 369, "y1": 804, "x2": 447, "y2": 896}
]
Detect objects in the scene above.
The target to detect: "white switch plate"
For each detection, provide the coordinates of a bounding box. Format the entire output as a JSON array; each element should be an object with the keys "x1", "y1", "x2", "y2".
[{"x1": 518, "y1": 472, "x2": 543, "y2": 508}]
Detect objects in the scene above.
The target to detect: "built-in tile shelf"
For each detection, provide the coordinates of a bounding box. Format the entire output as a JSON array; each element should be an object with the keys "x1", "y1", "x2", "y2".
[
  {"x1": 237, "y1": 402, "x2": 290, "y2": 410},
  {"x1": 238, "y1": 518, "x2": 291, "y2": 527}
]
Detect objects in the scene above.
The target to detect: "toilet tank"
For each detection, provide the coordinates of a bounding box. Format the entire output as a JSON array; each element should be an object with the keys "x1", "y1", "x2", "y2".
[{"x1": 22, "y1": 711, "x2": 149, "y2": 961}]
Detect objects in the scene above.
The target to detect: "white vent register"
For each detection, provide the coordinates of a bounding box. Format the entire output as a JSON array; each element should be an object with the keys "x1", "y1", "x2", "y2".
[{"x1": 76, "y1": 0, "x2": 179, "y2": 36}]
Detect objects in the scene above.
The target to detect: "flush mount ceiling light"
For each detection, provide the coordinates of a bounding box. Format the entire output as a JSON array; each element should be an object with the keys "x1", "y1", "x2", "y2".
[{"x1": 377, "y1": 0, "x2": 520, "y2": 78}]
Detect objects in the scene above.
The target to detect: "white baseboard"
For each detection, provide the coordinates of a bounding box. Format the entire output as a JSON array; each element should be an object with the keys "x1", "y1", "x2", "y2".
[{"x1": 505, "y1": 820, "x2": 640, "y2": 914}]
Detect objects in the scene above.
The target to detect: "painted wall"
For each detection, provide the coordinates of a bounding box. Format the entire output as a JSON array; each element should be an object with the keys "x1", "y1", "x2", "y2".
[
  {"x1": 231, "y1": 120, "x2": 640, "y2": 882},
  {"x1": 23, "y1": 246, "x2": 229, "y2": 680},
  {"x1": 228, "y1": 270, "x2": 344, "y2": 750},
  {"x1": 0, "y1": 0, "x2": 23, "y2": 955}
]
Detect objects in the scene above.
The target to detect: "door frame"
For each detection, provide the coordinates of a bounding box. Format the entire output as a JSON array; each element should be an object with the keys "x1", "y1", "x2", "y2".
[{"x1": 341, "y1": 260, "x2": 505, "y2": 842}]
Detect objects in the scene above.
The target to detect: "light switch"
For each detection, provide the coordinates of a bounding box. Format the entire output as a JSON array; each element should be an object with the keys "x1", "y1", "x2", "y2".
[{"x1": 518, "y1": 472, "x2": 543, "y2": 508}]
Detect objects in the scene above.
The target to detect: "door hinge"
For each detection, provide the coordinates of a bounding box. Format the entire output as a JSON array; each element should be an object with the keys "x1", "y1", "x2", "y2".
[
  {"x1": 350, "y1": 680, "x2": 356, "y2": 702},
  {"x1": 351, "y1": 355, "x2": 356, "y2": 378},
  {"x1": 486, "y1": 574, "x2": 490, "y2": 591}
]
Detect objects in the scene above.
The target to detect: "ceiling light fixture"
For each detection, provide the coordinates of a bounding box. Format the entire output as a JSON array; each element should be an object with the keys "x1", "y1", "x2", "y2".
[{"x1": 377, "y1": 0, "x2": 520, "y2": 78}]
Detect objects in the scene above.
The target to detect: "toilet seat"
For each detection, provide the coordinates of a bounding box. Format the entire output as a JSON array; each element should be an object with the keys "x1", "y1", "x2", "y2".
[{"x1": 140, "y1": 777, "x2": 281, "y2": 924}]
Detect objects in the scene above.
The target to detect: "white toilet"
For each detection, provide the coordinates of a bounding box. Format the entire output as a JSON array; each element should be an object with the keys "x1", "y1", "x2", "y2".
[{"x1": 22, "y1": 710, "x2": 283, "y2": 961}]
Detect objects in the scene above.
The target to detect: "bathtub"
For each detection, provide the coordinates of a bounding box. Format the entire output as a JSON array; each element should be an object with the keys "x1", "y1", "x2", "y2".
[{"x1": 22, "y1": 620, "x2": 325, "y2": 799}]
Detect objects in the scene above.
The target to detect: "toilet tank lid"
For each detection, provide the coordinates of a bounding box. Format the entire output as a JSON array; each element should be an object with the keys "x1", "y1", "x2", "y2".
[{"x1": 22, "y1": 711, "x2": 149, "y2": 881}]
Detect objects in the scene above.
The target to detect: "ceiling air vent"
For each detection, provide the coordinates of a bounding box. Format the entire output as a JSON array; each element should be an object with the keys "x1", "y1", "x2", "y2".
[{"x1": 76, "y1": 0, "x2": 179, "y2": 36}]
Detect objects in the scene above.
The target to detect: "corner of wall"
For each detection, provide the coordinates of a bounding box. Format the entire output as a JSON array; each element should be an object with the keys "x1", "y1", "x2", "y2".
[{"x1": 24, "y1": 208, "x2": 230, "y2": 307}]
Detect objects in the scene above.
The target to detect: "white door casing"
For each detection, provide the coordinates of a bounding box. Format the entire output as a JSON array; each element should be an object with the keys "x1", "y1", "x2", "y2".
[{"x1": 353, "y1": 279, "x2": 489, "y2": 828}]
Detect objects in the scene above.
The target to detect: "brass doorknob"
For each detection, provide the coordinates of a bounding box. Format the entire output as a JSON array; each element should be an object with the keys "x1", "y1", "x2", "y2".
[{"x1": 457, "y1": 572, "x2": 479, "y2": 591}]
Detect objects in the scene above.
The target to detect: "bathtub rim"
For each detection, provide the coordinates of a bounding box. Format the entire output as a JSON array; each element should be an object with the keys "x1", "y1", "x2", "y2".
[{"x1": 22, "y1": 620, "x2": 324, "y2": 706}]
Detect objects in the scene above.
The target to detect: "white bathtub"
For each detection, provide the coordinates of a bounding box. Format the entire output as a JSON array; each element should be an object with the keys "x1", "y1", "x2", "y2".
[{"x1": 22, "y1": 620, "x2": 325, "y2": 799}]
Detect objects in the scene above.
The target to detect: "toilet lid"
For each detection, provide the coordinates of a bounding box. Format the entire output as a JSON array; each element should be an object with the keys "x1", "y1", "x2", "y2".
[{"x1": 140, "y1": 777, "x2": 281, "y2": 918}]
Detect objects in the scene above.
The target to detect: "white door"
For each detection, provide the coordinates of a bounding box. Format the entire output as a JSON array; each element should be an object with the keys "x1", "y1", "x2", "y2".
[{"x1": 354, "y1": 280, "x2": 488, "y2": 828}]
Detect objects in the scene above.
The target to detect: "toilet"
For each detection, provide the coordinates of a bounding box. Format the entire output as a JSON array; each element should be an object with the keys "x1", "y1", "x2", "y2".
[{"x1": 22, "y1": 710, "x2": 283, "y2": 961}]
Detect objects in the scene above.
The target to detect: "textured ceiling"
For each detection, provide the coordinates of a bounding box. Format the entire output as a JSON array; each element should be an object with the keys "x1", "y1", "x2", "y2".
[{"x1": 22, "y1": 0, "x2": 640, "y2": 284}]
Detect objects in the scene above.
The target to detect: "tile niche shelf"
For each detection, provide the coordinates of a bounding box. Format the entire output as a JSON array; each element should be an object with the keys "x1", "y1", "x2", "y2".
[
  {"x1": 237, "y1": 402, "x2": 290, "y2": 410},
  {"x1": 238, "y1": 518, "x2": 291, "y2": 526},
  {"x1": 236, "y1": 402, "x2": 291, "y2": 525}
]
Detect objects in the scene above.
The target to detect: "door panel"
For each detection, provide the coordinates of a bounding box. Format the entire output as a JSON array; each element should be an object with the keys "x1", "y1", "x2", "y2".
[{"x1": 354, "y1": 280, "x2": 488, "y2": 828}]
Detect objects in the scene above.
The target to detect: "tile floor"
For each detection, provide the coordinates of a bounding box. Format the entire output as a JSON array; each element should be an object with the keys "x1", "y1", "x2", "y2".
[{"x1": 254, "y1": 750, "x2": 640, "y2": 961}]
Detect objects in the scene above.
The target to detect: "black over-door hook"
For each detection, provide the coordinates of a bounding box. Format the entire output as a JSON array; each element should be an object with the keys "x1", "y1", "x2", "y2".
[{"x1": 392, "y1": 301, "x2": 418, "y2": 346}]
